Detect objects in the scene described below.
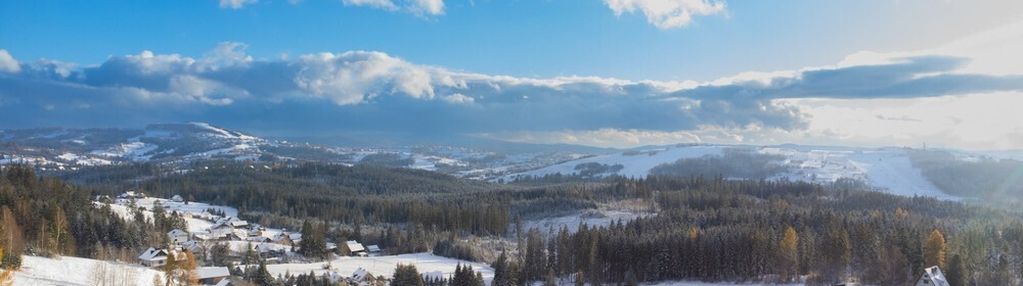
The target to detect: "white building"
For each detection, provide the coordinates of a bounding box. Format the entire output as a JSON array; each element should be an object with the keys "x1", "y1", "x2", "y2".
[
  {"x1": 138, "y1": 248, "x2": 171, "y2": 267},
  {"x1": 344, "y1": 240, "x2": 367, "y2": 256},
  {"x1": 168, "y1": 229, "x2": 189, "y2": 244},
  {"x1": 196, "y1": 266, "x2": 231, "y2": 286},
  {"x1": 916, "y1": 266, "x2": 950, "y2": 286}
]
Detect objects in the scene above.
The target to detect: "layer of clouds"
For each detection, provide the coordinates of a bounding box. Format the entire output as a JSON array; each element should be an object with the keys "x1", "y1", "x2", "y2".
[
  {"x1": 605, "y1": 0, "x2": 726, "y2": 29},
  {"x1": 342, "y1": 0, "x2": 444, "y2": 16},
  {"x1": 2, "y1": 42, "x2": 1022, "y2": 149},
  {"x1": 219, "y1": 0, "x2": 257, "y2": 9},
  {"x1": 0, "y1": 50, "x2": 19, "y2": 74}
]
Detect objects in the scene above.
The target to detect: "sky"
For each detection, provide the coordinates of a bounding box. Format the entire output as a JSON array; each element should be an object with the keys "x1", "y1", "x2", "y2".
[{"x1": 2, "y1": 0, "x2": 1023, "y2": 150}]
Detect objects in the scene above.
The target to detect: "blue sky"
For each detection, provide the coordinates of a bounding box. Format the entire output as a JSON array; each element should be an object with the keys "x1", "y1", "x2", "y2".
[
  {"x1": 5, "y1": 0, "x2": 1019, "y2": 81},
  {"x1": 2, "y1": 0, "x2": 1023, "y2": 149}
]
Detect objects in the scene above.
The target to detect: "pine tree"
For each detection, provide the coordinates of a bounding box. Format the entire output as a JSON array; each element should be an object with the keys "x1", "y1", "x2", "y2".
[
  {"x1": 391, "y1": 264, "x2": 424, "y2": 286},
  {"x1": 945, "y1": 254, "x2": 967, "y2": 286},
  {"x1": 923, "y1": 229, "x2": 946, "y2": 269},
  {"x1": 492, "y1": 251, "x2": 510, "y2": 286}
]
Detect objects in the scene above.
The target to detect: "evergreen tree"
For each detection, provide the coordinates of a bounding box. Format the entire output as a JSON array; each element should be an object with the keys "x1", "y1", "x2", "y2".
[
  {"x1": 391, "y1": 264, "x2": 424, "y2": 286},
  {"x1": 492, "y1": 251, "x2": 510, "y2": 286},
  {"x1": 945, "y1": 254, "x2": 967, "y2": 286}
]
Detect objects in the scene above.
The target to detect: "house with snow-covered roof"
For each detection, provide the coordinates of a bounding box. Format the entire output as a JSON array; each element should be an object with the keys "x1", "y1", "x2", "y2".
[
  {"x1": 168, "y1": 229, "x2": 189, "y2": 244},
  {"x1": 170, "y1": 194, "x2": 184, "y2": 202},
  {"x1": 138, "y1": 247, "x2": 185, "y2": 267},
  {"x1": 916, "y1": 266, "x2": 950, "y2": 286},
  {"x1": 343, "y1": 240, "x2": 367, "y2": 256},
  {"x1": 196, "y1": 266, "x2": 231, "y2": 285},
  {"x1": 138, "y1": 247, "x2": 170, "y2": 267}
]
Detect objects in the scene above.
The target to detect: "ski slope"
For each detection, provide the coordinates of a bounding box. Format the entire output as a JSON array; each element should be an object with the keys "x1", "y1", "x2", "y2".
[{"x1": 506, "y1": 144, "x2": 958, "y2": 200}]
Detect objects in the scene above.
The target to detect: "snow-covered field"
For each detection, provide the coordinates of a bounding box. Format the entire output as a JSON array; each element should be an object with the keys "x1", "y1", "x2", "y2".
[
  {"x1": 523, "y1": 209, "x2": 651, "y2": 234},
  {"x1": 103, "y1": 196, "x2": 239, "y2": 233},
  {"x1": 13, "y1": 255, "x2": 162, "y2": 286},
  {"x1": 263, "y1": 252, "x2": 493, "y2": 282},
  {"x1": 506, "y1": 145, "x2": 723, "y2": 180},
  {"x1": 505, "y1": 144, "x2": 959, "y2": 200}
]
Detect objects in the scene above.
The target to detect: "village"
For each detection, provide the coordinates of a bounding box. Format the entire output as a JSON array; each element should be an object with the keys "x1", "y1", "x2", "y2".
[{"x1": 101, "y1": 191, "x2": 455, "y2": 286}]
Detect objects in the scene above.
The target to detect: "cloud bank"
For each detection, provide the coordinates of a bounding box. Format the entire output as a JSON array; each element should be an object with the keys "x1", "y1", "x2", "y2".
[
  {"x1": 219, "y1": 0, "x2": 257, "y2": 9},
  {"x1": 1, "y1": 42, "x2": 1022, "y2": 148},
  {"x1": 342, "y1": 0, "x2": 444, "y2": 16},
  {"x1": 605, "y1": 0, "x2": 726, "y2": 29}
]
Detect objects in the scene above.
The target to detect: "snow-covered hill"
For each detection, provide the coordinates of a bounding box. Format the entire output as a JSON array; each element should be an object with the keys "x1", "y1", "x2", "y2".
[
  {"x1": 14, "y1": 255, "x2": 162, "y2": 286},
  {"x1": 505, "y1": 144, "x2": 958, "y2": 200},
  {"x1": 0, "y1": 123, "x2": 590, "y2": 178}
]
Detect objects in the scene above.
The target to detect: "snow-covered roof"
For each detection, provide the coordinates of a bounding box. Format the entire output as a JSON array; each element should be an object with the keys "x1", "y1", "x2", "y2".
[
  {"x1": 345, "y1": 240, "x2": 365, "y2": 252},
  {"x1": 918, "y1": 266, "x2": 950, "y2": 286},
  {"x1": 196, "y1": 267, "x2": 231, "y2": 279},
  {"x1": 170, "y1": 195, "x2": 184, "y2": 201},
  {"x1": 366, "y1": 245, "x2": 381, "y2": 252},
  {"x1": 138, "y1": 247, "x2": 168, "y2": 261},
  {"x1": 352, "y1": 267, "x2": 370, "y2": 281},
  {"x1": 168, "y1": 229, "x2": 188, "y2": 237}
]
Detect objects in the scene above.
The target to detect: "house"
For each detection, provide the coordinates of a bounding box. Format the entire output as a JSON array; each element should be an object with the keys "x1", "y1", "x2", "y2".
[
  {"x1": 168, "y1": 229, "x2": 190, "y2": 244},
  {"x1": 352, "y1": 267, "x2": 371, "y2": 283},
  {"x1": 170, "y1": 195, "x2": 185, "y2": 203},
  {"x1": 229, "y1": 229, "x2": 249, "y2": 240},
  {"x1": 196, "y1": 266, "x2": 231, "y2": 285},
  {"x1": 344, "y1": 240, "x2": 367, "y2": 256},
  {"x1": 181, "y1": 240, "x2": 204, "y2": 253},
  {"x1": 138, "y1": 248, "x2": 170, "y2": 267},
  {"x1": 254, "y1": 243, "x2": 286, "y2": 258},
  {"x1": 210, "y1": 225, "x2": 234, "y2": 240},
  {"x1": 916, "y1": 266, "x2": 950, "y2": 286},
  {"x1": 272, "y1": 232, "x2": 294, "y2": 245},
  {"x1": 138, "y1": 247, "x2": 184, "y2": 267},
  {"x1": 245, "y1": 236, "x2": 272, "y2": 243},
  {"x1": 366, "y1": 245, "x2": 381, "y2": 254},
  {"x1": 214, "y1": 216, "x2": 248, "y2": 228},
  {"x1": 118, "y1": 191, "x2": 146, "y2": 200}
]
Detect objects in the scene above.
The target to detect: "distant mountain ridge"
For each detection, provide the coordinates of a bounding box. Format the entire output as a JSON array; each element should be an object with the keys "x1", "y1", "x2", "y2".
[{"x1": 0, "y1": 122, "x2": 599, "y2": 179}]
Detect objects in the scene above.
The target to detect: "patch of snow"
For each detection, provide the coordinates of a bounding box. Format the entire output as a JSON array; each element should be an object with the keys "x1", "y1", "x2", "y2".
[
  {"x1": 14, "y1": 255, "x2": 161, "y2": 286},
  {"x1": 263, "y1": 252, "x2": 493, "y2": 283},
  {"x1": 505, "y1": 145, "x2": 724, "y2": 179}
]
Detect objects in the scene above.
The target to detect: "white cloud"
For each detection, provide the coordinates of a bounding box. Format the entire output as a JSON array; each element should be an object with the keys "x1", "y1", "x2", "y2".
[
  {"x1": 342, "y1": 0, "x2": 444, "y2": 16},
  {"x1": 0, "y1": 49, "x2": 21, "y2": 74},
  {"x1": 605, "y1": 0, "x2": 726, "y2": 29},
  {"x1": 292, "y1": 51, "x2": 443, "y2": 105},
  {"x1": 219, "y1": 0, "x2": 257, "y2": 9},
  {"x1": 442, "y1": 93, "x2": 474, "y2": 105}
]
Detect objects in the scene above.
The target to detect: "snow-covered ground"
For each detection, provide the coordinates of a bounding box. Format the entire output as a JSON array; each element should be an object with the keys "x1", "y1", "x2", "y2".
[
  {"x1": 766, "y1": 147, "x2": 957, "y2": 200},
  {"x1": 13, "y1": 255, "x2": 162, "y2": 286},
  {"x1": 505, "y1": 144, "x2": 959, "y2": 200},
  {"x1": 523, "y1": 209, "x2": 651, "y2": 234},
  {"x1": 505, "y1": 145, "x2": 723, "y2": 180},
  {"x1": 103, "y1": 196, "x2": 239, "y2": 233},
  {"x1": 263, "y1": 252, "x2": 493, "y2": 283}
]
